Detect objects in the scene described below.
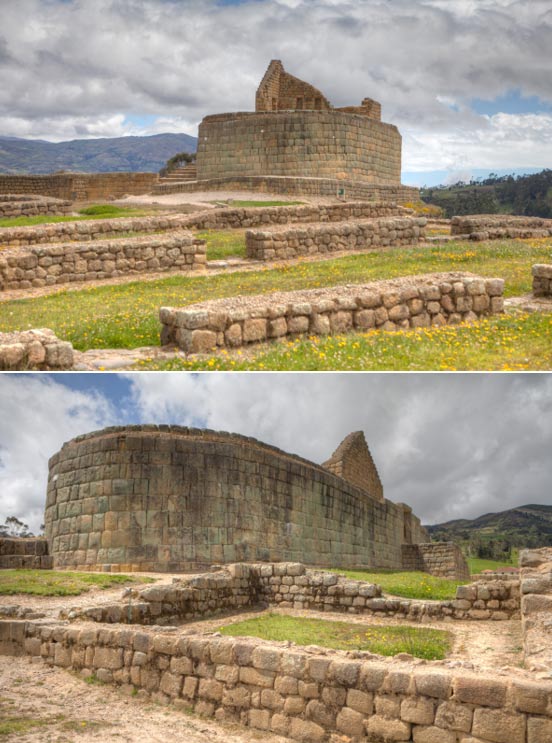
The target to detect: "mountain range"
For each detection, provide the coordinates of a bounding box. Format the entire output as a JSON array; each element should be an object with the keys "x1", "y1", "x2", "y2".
[
  {"x1": 426, "y1": 504, "x2": 552, "y2": 548},
  {"x1": 0, "y1": 133, "x2": 198, "y2": 174}
]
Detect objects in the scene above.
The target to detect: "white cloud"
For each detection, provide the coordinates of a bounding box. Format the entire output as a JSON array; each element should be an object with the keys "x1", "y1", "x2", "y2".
[
  {"x1": 0, "y1": 376, "x2": 115, "y2": 533},
  {"x1": 124, "y1": 373, "x2": 552, "y2": 525},
  {"x1": 0, "y1": 1, "x2": 551, "y2": 168}
]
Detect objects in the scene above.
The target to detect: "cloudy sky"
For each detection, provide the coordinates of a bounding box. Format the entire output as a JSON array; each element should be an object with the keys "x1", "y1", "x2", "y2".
[
  {"x1": 0, "y1": 372, "x2": 550, "y2": 533},
  {"x1": 1, "y1": 0, "x2": 551, "y2": 178}
]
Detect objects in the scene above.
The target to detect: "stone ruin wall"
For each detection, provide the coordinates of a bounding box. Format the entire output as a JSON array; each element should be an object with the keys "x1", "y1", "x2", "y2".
[
  {"x1": 0, "y1": 537, "x2": 52, "y2": 569},
  {"x1": 322, "y1": 431, "x2": 384, "y2": 502},
  {"x1": 0, "y1": 194, "x2": 72, "y2": 218},
  {"x1": 160, "y1": 273, "x2": 505, "y2": 355},
  {"x1": 44, "y1": 425, "x2": 428, "y2": 573},
  {"x1": 196, "y1": 111, "x2": 402, "y2": 186},
  {"x1": 0, "y1": 329, "x2": 74, "y2": 371},
  {"x1": 402, "y1": 543, "x2": 471, "y2": 581},
  {"x1": 0, "y1": 172, "x2": 157, "y2": 201},
  {"x1": 532, "y1": 264, "x2": 552, "y2": 297}
]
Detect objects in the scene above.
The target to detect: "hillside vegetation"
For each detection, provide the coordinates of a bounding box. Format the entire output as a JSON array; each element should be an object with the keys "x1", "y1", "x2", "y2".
[
  {"x1": 0, "y1": 133, "x2": 197, "y2": 174},
  {"x1": 422, "y1": 169, "x2": 552, "y2": 218},
  {"x1": 427, "y1": 504, "x2": 552, "y2": 552}
]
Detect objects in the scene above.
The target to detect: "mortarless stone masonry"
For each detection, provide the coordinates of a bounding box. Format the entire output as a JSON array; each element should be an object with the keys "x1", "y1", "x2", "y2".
[
  {"x1": 0, "y1": 172, "x2": 157, "y2": 200},
  {"x1": 160, "y1": 273, "x2": 505, "y2": 354},
  {"x1": 0, "y1": 329, "x2": 74, "y2": 370},
  {"x1": 245, "y1": 217, "x2": 426, "y2": 260},
  {"x1": 0, "y1": 194, "x2": 72, "y2": 218},
  {"x1": 532, "y1": 264, "x2": 552, "y2": 297},
  {"x1": 0, "y1": 232, "x2": 206, "y2": 291},
  {"x1": 451, "y1": 214, "x2": 552, "y2": 241},
  {"x1": 0, "y1": 537, "x2": 52, "y2": 569},
  {"x1": 44, "y1": 425, "x2": 430, "y2": 573},
  {"x1": 0, "y1": 202, "x2": 406, "y2": 248}
]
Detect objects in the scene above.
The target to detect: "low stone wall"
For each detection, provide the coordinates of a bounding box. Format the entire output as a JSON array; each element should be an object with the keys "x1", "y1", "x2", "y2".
[
  {"x1": 0, "y1": 537, "x2": 52, "y2": 569},
  {"x1": 0, "y1": 232, "x2": 206, "y2": 291},
  {"x1": 451, "y1": 214, "x2": 552, "y2": 241},
  {"x1": 65, "y1": 563, "x2": 519, "y2": 626},
  {"x1": 532, "y1": 264, "x2": 552, "y2": 297},
  {"x1": 2, "y1": 617, "x2": 549, "y2": 743},
  {"x1": 159, "y1": 272, "x2": 505, "y2": 354},
  {"x1": 401, "y1": 543, "x2": 470, "y2": 581},
  {"x1": 520, "y1": 547, "x2": 552, "y2": 673},
  {"x1": 0, "y1": 173, "x2": 158, "y2": 201},
  {"x1": 153, "y1": 174, "x2": 419, "y2": 204},
  {"x1": 0, "y1": 202, "x2": 407, "y2": 248},
  {"x1": 0, "y1": 329, "x2": 74, "y2": 370},
  {"x1": 0, "y1": 194, "x2": 73, "y2": 218},
  {"x1": 245, "y1": 217, "x2": 427, "y2": 261}
]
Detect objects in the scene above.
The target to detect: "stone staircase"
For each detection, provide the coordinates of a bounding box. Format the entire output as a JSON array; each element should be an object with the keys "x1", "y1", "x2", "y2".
[{"x1": 157, "y1": 164, "x2": 197, "y2": 185}]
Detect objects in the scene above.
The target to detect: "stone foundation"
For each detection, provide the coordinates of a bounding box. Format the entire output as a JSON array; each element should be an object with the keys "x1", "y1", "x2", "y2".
[
  {"x1": 0, "y1": 194, "x2": 73, "y2": 218},
  {"x1": 532, "y1": 264, "x2": 552, "y2": 297},
  {"x1": 451, "y1": 214, "x2": 552, "y2": 241},
  {"x1": 153, "y1": 175, "x2": 419, "y2": 204},
  {"x1": 245, "y1": 217, "x2": 426, "y2": 261},
  {"x1": 401, "y1": 543, "x2": 470, "y2": 581},
  {"x1": 0, "y1": 202, "x2": 406, "y2": 248},
  {"x1": 0, "y1": 584, "x2": 545, "y2": 743},
  {"x1": 160, "y1": 273, "x2": 505, "y2": 354},
  {"x1": 64, "y1": 562, "x2": 519, "y2": 626},
  {"x1": 0, "y1": 537, "x2": 52, "y2": 569},
  {"x1": 0, "y1": 329, "x2": 74, "y2": 370},
  {"x1": 0, "y1": 232, "x2": 206, "y2": 291}
]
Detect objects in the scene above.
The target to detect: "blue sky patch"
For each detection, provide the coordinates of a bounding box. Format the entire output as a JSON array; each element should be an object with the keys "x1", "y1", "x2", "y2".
[{"x1": 470, "y1": 89, "x2": 552, "y2": 116}]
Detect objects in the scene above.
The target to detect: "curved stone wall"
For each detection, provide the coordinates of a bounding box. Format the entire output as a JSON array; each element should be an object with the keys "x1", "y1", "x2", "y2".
[
  {"x1": 196, "y1": 111, "x2": 401, "y2": 186},
  {"x1": 44, "y1": 425, "x2": 427, "y2": 572}
]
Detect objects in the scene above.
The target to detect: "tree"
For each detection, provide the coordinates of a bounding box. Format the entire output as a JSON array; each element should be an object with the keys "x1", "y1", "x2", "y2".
[{"x1": 0, "y1": 516, "x2": 33, "y2": 537}]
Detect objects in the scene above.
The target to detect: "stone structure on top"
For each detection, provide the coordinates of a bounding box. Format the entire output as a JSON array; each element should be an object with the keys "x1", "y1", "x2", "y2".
[
  {"x1": 40, "y1": 424, "x2": 462, "y2": 574},
  {"x1": 190, "y1": 60, "x2": 417, "y2": 203}
]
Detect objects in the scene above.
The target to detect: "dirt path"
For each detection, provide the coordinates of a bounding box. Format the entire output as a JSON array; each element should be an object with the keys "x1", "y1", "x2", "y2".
[{"x1": 0, "y1": 656, "x2": 291, "y2": 743}]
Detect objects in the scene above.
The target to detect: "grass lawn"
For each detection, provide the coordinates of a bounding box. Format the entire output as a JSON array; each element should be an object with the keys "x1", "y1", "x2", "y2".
[
  {"x1": 330, "y1": 569, "x2": 465, "y2": 600},
  {"x1": 143, "y1": 312, "x2": 552, "y2": 371},
  {"x1": 0, "y1": 569, "x2": 153, "y2": 596},
  {"x1": 197, "y1": 229, "x2": 246, "y2": 261},
  {"x1": 219, "y1": 614, "x2": 452, "y2": 660},
  {"x1": 1, "y1": 237, "x2": 550, "y2": 370},
  {"x1": 467, "y1": 556, "x2": 518, "y2": 574},
  {"x1": 0, "y1": 204, "x2": 156, "y2": 228}
]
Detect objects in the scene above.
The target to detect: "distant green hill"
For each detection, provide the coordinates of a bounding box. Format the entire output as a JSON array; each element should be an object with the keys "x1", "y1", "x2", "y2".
[
  {"x1": 421, "y1": 169, "x2": 552, "y2": 218},
  {"x1": 426, "y1": 504, "x2": 552, "y2": 550},
  {"x1": 0, "y1": 133, "x2": 197, "y2": 174}
]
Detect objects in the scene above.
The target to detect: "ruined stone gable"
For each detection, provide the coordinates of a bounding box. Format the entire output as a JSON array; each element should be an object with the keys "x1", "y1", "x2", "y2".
[{"x1": 322, "y1": 431, "x2": 384, "y2": 502}]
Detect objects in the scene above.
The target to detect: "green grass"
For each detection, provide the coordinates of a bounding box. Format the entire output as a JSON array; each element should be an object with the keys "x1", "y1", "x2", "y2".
[
  {"x1": 209, "y1": 200, "x2": 304, "y2": 207},
  {"x1": 197, "y1": 229, "x2": 246, "y2": 261},
  {"x1": 330, "y1": 569, "x2": 465, "y2": 600},
  {"x1": 0, "y1": 569, "x2": 153, "y2": 596},
  {"x1": 0, "y1": 204, "x2": 155, "y2": 228},
  {"x1": 467, "y1": 556, "x2": 518, "y2": 574},
  {"x1": 219, "y1": 614, "x2": 452, "y2": 660},
  {"x1": 1, "y1": 237, "x2": 550, "y2": 370},
  {"x1": 0, "y1": 716, "x2": 52, "y2": 736},
  {"x1": 144, "y1": 311, "x2": 552, "y2": 372}
]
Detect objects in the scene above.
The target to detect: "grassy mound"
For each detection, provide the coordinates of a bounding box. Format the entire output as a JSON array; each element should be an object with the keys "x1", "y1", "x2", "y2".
[{"x1": 0, "y1": 569, "x2": 153, "y2": 596}]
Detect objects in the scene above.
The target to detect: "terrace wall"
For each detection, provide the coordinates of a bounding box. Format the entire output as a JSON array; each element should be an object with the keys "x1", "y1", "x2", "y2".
[
  {"x1": 450, "y1": 214, "x2": 552, "y2": 240},
  {"x1": 401, "y1": 543, "x2": 470, "y2": 581},
  {"x1": 0, "y1": 232, "x2": 206, "y2": 291},
  {"x1": 153, "y1": 175, "x2": 419, "y2": 204},
  {"x1": 0, "y1": 537, "x2": 52, "y2": 569},
  {"x1": 245, "y1": 217, "x2": 426, "y2": 260},
  {"x1": 0, "y1": 173, "x2": 158, "y2": 201},
  {"x1": 0, "y1": 195, "x2": 72, "y2": 218},
  {"x1": 160, "y1": 273, "x2": 505, "y2": 354}
]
